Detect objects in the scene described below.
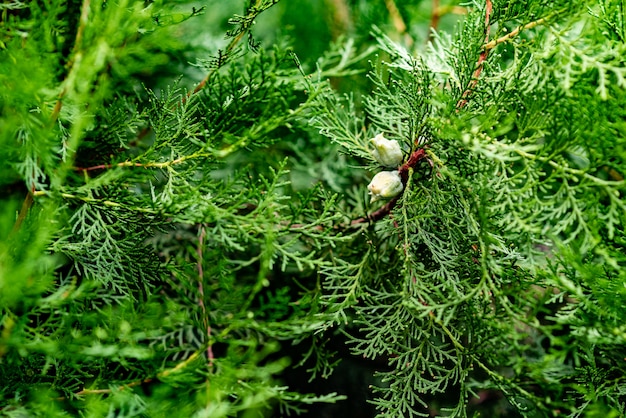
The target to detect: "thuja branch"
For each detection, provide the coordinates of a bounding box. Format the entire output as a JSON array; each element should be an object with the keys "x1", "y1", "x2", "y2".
[
  {"x1": 432, "y1": 307, "x2": 547, "y2": 408},
  {"x1": 190, "y1": 32, "x2": 243, "y2": 96},
  {"x1": 59, "y1": 379, "x2": 151, "y2": 399},
  {"x1": 471, "y1": 355, "x2": 546, "y2": 410},
  {"x1": 426, "y1": 306, "x2": 545, "y2": 408},
  {"x1": 458, "y1": 5, "x2": 559, "y2": 108}
]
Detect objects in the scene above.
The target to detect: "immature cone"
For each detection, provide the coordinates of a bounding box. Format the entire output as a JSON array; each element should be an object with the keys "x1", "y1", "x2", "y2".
[
  {"x1": 367, "y1": 170, "x2": 403, "y2": 203},
  {"x1": 370, "y1": 133, "x2": 403, "y2": 167}
]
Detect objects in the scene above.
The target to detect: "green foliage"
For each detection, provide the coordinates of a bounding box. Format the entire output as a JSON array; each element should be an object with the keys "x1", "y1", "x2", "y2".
[
  {"x1": 1, "y1": 0, "x2": 346, "y2": 415},
  {"x1": 1, "y1": 0, "x2": 625, "y2": 417}
]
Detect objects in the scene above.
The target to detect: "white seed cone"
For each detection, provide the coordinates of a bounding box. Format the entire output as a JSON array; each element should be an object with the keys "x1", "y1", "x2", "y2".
[
  {"x1": 370, "y1": 133, "x2": 403, "y2": 167},
  {"x1": 368, "y1": 170, "x2": 403, "y2": 203}
]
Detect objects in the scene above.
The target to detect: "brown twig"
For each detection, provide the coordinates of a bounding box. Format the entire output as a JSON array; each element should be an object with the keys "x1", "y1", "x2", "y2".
[
  {"x1": 74, "y1": 162, "x2": 144, "y2": 171},
  {"x1": 456, "y1": 0, "x2": 493, "y2": 109},
  {"x1": 189, "y1": 30, "x2": 246, "y2": 97},
  {"x1": 429, "y1": 4, "x2": 468, "y2": 42},
  {"x1": 456, "y1": 5, "x2": 557, "y2": 109},
  {"x1": 398, "y1": 148, "x2": 427, "y2": 183},
  {"x1": 351, "y1": 195, "x2": 402, "y2": 226},
  {"x1": 428, "y1": 4, "x2": 468, "y2": 42},
  {"x1": 50, "y1": 91, "x2": 66, "y2": 124}
]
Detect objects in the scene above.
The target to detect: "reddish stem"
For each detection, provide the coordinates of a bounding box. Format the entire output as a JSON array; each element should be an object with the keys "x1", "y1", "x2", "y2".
[
  {"x1": 351, "y1": 195, "x2": 401, "y2": 226},
  {"x1": 398, "y1": 148, "x2": 426, "y2": 183},
  {"x1": 457, "y1": 0, "x2": 493, "y2": 109}
]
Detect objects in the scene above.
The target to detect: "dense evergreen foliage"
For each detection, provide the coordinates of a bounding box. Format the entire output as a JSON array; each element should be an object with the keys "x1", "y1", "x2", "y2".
[{"x1": 1, "y1": 1, "x2": 625, "y2": 416}]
